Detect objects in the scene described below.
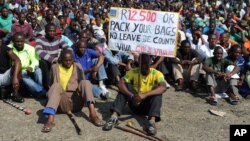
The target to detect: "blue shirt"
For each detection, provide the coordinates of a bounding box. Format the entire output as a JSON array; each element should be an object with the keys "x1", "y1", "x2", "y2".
[
  {"x1": 74, "y1": 49, "x2": 98, "y2": 79},
  {"x1": 225, "y1": 55, "x2": 246, "y2": 73}
]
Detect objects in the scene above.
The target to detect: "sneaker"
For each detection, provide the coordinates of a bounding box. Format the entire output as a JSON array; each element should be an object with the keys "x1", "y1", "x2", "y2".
[
  {"x1": 103, "y1": 117, "x2": 119, "y2": 131},
  {"x1": 145, "y1": 121, "x2": 157, "y2": 136},
  {"x1": 100, "y1": 92, "x2": 109, "y2": 100},
  {"x1": 100, "y1": 85, "x2": 108, "y2": 93}
]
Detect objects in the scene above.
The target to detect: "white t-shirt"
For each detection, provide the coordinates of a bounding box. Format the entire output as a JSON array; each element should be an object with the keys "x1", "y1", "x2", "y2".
[
  {"x1": 9, "y1": 3, "x2": 19, "y2": 10},
  {"x1": 198, "y1": 44, "x2": 227, "y2": 60}
]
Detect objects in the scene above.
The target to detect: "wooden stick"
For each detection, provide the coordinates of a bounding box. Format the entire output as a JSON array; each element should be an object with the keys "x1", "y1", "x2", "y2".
[
  {"x1": 115, "y1": 126, "x2": 157, "y2": 141},
  {"x1": 126, "y1": 121, "x2": 163, "y2": 141},
  {"x1": 3, "y1": 99, "x2": 32, "y2": 115},
  {"x1": 67, "y1": 111, "x2": 82, "y2": 135}
]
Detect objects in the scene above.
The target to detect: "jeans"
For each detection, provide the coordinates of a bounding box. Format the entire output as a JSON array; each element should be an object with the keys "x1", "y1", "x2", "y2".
[
  {"x1": 22, "y1": 68, "x2": 46, "y2": 96},
  {"x1": 92, "y1": 84, "x2": 102, "y2": 97},
  {"x1": 103, "y1": 50, "x2": 134, "y2": 65},
  {"x1": 92, "y1": 59, "x2": 108, "y2": 80},
  {"x1": 0, "y1": 69, "x2": 11, "y2": 86}
]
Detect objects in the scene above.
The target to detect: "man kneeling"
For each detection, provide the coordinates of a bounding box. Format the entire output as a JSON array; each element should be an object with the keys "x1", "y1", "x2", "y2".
[
  {"x1": 41, "y1": 49, "x2": 104, "y2": 133},
  {"x1": 103, "y1": 54, "x2": 167, "y2": 136}
]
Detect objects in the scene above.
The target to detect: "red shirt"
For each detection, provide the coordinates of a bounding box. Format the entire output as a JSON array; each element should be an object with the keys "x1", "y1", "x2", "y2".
[{"x1": 12, "y1": 22, "x2": 34, "y2": 40}]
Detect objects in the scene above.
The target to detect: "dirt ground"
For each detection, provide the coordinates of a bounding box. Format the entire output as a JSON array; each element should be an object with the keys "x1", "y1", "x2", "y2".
[{"x1": 0, "y1": 85, "x2": 250, "y2": 141}]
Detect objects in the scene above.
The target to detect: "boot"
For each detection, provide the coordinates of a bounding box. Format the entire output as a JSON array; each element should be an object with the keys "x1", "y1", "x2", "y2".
[{"x1": 0, "y1": 86, "x2": 10, "y2": 100}]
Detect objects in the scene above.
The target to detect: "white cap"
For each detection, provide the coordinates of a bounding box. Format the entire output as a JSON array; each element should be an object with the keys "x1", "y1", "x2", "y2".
[{"x1": 225, "y1": 65, "x2": 240, "y2": 79}]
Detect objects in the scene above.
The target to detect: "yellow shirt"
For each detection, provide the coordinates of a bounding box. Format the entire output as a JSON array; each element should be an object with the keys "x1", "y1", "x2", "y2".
[
  {"x1": 59, "y1": 64, "x2": 73, "y2": 91},
  {"x1": 123, "y1": 68, "x2": 165, "y2": 94}
]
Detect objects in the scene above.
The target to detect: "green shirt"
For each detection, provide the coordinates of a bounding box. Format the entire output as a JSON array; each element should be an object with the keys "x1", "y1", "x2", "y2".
[
  {"x1": 0, "y1": 3, "x2": 9, "y2": 10},
  {"x1": 0, "y1": 14, "x2": 13, "y2": 32},
  {"x1": 8, "y1": 43, "x2": 39, "y2": 73},
  {"x1": 204, "y1": 57, "x2": 234, "y2": 78},
  {"x1": 123, "y1": 68, "x2": 165, "y2": 93}
]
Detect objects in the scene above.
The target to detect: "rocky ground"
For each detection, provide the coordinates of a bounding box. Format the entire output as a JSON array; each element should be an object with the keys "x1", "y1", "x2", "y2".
[{"x1": 0, "y1": 85, "x2": 250, "y2": 141}]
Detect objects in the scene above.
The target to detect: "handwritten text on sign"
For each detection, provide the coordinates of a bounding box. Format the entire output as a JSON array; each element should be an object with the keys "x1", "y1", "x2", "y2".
[{"x1": 109, "y1": 7, "x2": 179, "y2": 57}]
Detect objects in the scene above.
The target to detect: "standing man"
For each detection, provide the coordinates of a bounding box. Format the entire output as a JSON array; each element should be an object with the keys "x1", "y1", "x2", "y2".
[{"x1": 103, "y1": 54, "x2": 167, "y2": 136}]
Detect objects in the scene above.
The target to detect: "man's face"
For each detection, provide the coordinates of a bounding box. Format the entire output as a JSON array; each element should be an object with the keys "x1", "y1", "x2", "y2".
[
  {"x1": 80, "y1": 20, "x2": 87, "y2": 29},
  {"x1": 140, "y1": 64, "x2": 150, "y2": 76},
  {"x1": 76, "y1": 42, "x2": 87, "y2": 56},
  {"x1": 70, "y1": 21, "x2": 78, "y2": 31},
  {"x1": 13, "y1": 35, "x2": 25, "y2": 51},
  {"x1": 232, "y1": 48, "x2": 241, "y2": 59},
  {"x1": 209, "y1": 23, "x2": 215, "y2": 32},
  {"x1": 19, "y1": 14, "x2": 26, "y2": 24},
  {"x1": 96, "y1": 18, "x2": 101, "y2": 26},
  {"x1": 192, "y1": 33, "x2": 199, "y2": 44},
  {"x1": 45, "y1": 26, "x2": 56, "y2": 39},
  {"x1": 181, "y1": 42, "x2": 191, "y2": 53},
  {"x1": 61, "y1": 53, "x2": 74, "y2": 69},
  {"x1": 79, "y1": 33, "x2": 90, "y2": 42},
  {"x1": 214, "y1": 48, "x2": 223, "y2": 61},
  {"x1": 209, "y1": 35, "x2": 217, "y2": 46},
  {"x1": 220, "y1": 34, "x2": 229, "y2": 44},
  {"x1": 1, "y1": 8, "x2": 9, "y2": 17},
  {"x1": 46, "y1": 10, "x2": 54, "y2": 21}
]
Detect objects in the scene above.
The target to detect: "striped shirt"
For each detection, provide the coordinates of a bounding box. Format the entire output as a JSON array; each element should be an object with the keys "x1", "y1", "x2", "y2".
[{"x1": 35, "y1": 36, "x2": 69, "y2": 63}]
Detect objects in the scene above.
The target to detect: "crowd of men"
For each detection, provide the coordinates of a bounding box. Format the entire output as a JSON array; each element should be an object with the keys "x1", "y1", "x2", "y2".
[{"x1": 0, "y1": 0, "x2": 250, "y2": 136}]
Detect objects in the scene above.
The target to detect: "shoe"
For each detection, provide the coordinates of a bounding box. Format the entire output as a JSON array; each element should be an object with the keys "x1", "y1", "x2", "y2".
[
  {"x1": 145, "y1": 121, "x2": 157, "y2": 136},
  {"x1": 209, "y1": 96, "x2": 217, "y2": 106},
  {"x1": 12, "y1": 93, "x2": 24, "y2": 103},
  {"x1": 165, "y1": 81, "x2": 171, "y2": 89},
  {"x1": 103, "y1": 117, "x2": 119, "y2": 131},
  {"x1": 100, "y1": 91, "x2": 110, "y2": 100}
]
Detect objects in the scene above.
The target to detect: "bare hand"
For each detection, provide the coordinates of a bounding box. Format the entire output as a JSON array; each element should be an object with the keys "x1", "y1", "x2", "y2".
[
  {"x1": 125, "y1": 64, "x2": 131, "y2": 71},
  {"x1": 133, "y1": 95, "x2": 142, "y2": 106},
  {"x1": 91, "y1": 72, "x2": 97, "y2": 80},
  {"x1": 91, "y1": 66, "x2": 98, "y2": 72},
  {"x1": 26, "y1": 67, "x2": 33, "y2": 73},
  {"x1": 223, "y1": 73, "x2": 232, "y2": 81},
  {"x1": 12, "y1": 77, "x2": 20, "y2": 90}
]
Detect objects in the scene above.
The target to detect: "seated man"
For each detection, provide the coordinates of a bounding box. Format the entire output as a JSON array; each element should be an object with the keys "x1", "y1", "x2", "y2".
[
  {"x1": 42, "y1": 49, "x2": 104, "y2": 133},
  {"x1": 35, "y1": 23, "x2": 70, "y2": 89},
  {"x1": 8, "y1": 33, "x2": 46, "y2": 98},
  {"x1": 203, "y1": 47, "x2": 240, "y2": 106},
  {"x1": 73, "y1": 40, "x2": 109, "y2": 99},
  {"x1": 171, "y1": 40, "x2": 201, "y2": 91},
  {"x1": 11, "y1": 12, "x2": 34, "y2": 42},
  {"x1": 103, "y1": 54, "x2": 167, "y2": 136},
  {"x1": 0, "y1": 38, "x2": 22, "y2": 102}
]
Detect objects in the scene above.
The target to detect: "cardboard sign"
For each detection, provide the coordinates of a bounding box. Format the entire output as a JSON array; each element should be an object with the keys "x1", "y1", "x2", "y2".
[{"x1": 109, "y1": 7, "x2": 179, "y2": 57}]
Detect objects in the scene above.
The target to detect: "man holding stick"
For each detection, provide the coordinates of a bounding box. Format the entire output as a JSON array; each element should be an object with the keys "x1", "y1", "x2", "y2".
[
  {"x1": 103, "y1": 54, "x2": 167, "y2": 136},
  {"x1": 41, "y1": 48, "x2": 104, "y2": 133},
  {"x1": 0, "y1": 38, "x2": 22, "y2": 102}
]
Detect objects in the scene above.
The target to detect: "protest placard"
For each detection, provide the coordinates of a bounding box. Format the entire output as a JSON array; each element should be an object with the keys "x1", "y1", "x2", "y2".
[{"x1": 109, "y1": 7, "x2": 179, "y2": 57}]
